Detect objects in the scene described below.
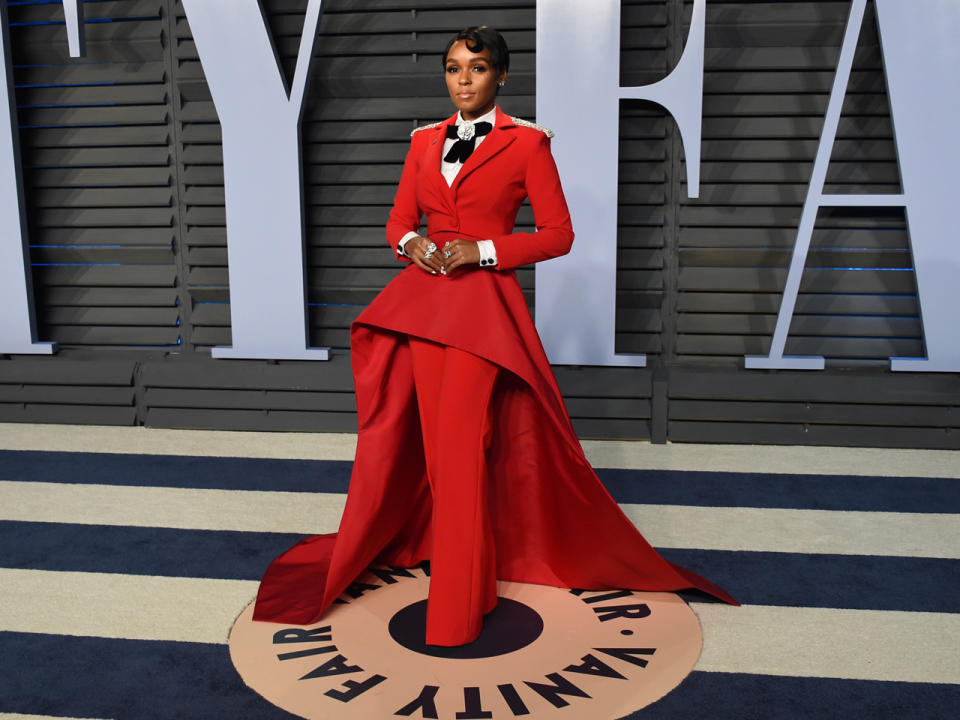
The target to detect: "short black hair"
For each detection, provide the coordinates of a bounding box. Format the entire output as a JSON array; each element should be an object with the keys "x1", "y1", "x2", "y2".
[{"x1": 442, "y1": 26, "x2": 510, "y2": 75}]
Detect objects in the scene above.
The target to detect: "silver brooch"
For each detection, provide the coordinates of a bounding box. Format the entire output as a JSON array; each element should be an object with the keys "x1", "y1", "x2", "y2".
[{"x1": 457, "y1": 122, "x2": 476, "y2": 142}]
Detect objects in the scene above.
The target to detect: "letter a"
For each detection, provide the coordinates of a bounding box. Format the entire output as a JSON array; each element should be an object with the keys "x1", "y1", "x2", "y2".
[
  {"x1": 747, "y1": 0, "x2": 960, "y2": 371},
  {"x1": 874, "y1": 0, "x2": 960, "y2": 371},
  {"x1": 181, "y1": 0, "x2": 329, "y2": 360},
  {"x1": 535, "y1": 0, "x2": 706, "y2": 366}
]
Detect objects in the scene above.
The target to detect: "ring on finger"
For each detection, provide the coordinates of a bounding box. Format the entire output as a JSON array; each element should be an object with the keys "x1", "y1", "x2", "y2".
[{"x1": 443, "y1": 249, "x2": 453, "y2": 259}]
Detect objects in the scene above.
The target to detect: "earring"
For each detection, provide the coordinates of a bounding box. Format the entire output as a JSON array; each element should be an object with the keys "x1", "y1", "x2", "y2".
[{"x1": 498, "y1": 81, "x2": 505, "y2": 88}]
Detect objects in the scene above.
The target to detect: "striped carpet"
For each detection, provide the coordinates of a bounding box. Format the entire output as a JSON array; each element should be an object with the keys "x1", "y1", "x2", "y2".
[{"x1": 0, "y1": 424, "x2": 957, "y2": 719}]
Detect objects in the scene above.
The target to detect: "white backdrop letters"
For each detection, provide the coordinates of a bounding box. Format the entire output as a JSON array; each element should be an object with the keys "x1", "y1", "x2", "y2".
[
  {"x1": 0, "y1": 1, "x2": 59, "y2": 355},
  {"x1": 745, "y1": 0, "x2": 960, "y2": 372},
  {"x1": 182, "y1": 0, "x2": 329, "y2": 360},
  {"x1": 1, "y1": 0, "x2": 958, "y2": 371},
  {"x1": 535, "y1": 0, "x2": 706, "y2": 367}
]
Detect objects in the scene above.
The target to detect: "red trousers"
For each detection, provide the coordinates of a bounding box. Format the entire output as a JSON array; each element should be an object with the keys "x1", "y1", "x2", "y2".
[{"x1": 409, "y1": 336, "x2": 499, "y2": 646}]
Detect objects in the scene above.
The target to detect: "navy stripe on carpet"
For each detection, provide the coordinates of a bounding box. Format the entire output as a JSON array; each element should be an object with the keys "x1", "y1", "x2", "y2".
[
  {"x1": 2, "y1": 521, "x2": 957, "y2": 613},
  {"x1": 0, "y1": 631, "x2": 296, "y2": 720},
  {"x1": 663, "y1": 548, "x2": 960, "y2": 614},
  {"x1": 0, "y1": 520, "x2": 302, "y2": 581},
  {"x1": 1, "y1": 632, "x2": 956, "y2": 720},
  {"x1": 3, "y1": 450, "x2": 958, "y2": 512},
  {"x1": 596, "y1": 468, "x2": 960, "y2": 513},
  {"x1": 0, "y1": 450, "x2": 352, "y2": 493},
  {"x1": 625, "y1": 670, "x2": 959, "y2": 720}
]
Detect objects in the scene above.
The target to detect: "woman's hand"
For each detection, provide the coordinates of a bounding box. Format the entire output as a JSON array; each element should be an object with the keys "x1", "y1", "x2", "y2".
[
  {"x1": 441, "y1": 239, "x2": 481, "y2": 274},
  {"x1": 405, "y1": 235, "x2": 443, "y2": 275}
]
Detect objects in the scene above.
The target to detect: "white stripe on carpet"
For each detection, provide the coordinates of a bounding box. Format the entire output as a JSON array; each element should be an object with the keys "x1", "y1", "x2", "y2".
[
  {"x1": 0, "y1": 569, "x2": 254, "y2": 645},
  {"x1": 0, "y1": 569, "x2": 957, "y2": 684},
  {"x1": 1, "y1": 481, "x2": 956, "y2": 559},
  {"x1": 620, "y1": 505, "x2": 959, "y2": 559},
  {"x1": 0, "y1": 481, "x2": 344, "y2": 535},
  {"x1": 694, "y1": 602, "x2": 960, "y2": 684},
  {"x1": 1, "y1": 423, "x2": 957, "y2": 478}
]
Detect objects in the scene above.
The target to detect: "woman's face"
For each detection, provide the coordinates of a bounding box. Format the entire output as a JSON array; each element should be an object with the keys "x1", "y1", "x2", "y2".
[{"x1": 444, "y1": 40, "x2": 506, "y2": 121}]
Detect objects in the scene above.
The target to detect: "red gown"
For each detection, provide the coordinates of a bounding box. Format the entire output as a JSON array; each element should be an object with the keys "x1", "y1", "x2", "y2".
[{"x1": 253, "y1": 108, "x2": 737, "y2": 629}]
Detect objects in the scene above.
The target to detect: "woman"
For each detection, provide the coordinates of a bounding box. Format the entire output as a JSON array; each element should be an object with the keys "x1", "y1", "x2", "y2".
[{"x1": 254, "y1": 26, "x2": 736, "y2": 647}]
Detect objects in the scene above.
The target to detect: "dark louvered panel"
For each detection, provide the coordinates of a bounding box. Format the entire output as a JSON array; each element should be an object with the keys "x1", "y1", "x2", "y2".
[
  {"x1": 0, "y1": 353, "x2": 137, "y2": 425},
  {"x1": 616, "y1": 101, "x2": 668, "y2": 357},
  {"x1": 668, "y1": 368, "x2": 960, "y2": 449},
  {"x1": 615, "y1": 1, "x2": 670, "y2": 359},
  {"x1": 139, "y1": 352, "x2": 358, "y2": 431},
  {"x1": 10, "y1": 0, "x2": 180, "y2": 351},
  {"x1": 2, "y1": 0, "x2": 955, "y2": 447},
  {"x1": 556, "y1": 365, "x2": 653, "y2": 440}
]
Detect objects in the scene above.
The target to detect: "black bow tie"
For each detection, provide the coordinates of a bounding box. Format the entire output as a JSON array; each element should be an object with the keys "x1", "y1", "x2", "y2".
[{"x1": 443, "y1": 121, "x2": 493, "y2": 164}]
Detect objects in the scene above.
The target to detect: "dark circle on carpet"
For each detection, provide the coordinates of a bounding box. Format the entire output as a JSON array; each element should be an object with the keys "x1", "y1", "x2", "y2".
[{"x1": 388, "y1": 597, "x2": 544, "y2": 659}]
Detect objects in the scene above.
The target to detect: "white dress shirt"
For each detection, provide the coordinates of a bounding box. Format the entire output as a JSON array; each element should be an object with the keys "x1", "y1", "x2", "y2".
[{"x1": 397, "y1": 107, "x2": 499, "y2": 268}]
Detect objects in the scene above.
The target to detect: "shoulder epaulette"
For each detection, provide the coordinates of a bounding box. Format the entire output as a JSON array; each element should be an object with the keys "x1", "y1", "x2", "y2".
[
  {"x1": 410, "y1": 121, "x2": 443, "y2": 137},
  {"x1": 509, "y1": 115, "x2": 555, "y2": 138}
]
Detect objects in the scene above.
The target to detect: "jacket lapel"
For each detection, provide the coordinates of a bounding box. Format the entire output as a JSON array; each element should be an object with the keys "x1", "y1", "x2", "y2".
[
  {"x1": 423, "y1": 113, "x2": 458, "y2": 209},
  {"x1": 451, "y1": 107, "x2": 516, "y2": 192}
]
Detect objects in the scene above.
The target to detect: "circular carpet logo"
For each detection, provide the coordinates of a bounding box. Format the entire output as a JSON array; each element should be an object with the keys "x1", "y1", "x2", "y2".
[{"x1": 230, "y1": 564, "x2": 702, "y2": 719}]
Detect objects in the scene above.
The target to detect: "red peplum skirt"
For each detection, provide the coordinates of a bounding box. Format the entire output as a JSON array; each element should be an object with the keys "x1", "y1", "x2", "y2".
[{"x1": 253, "y1": 258, "x2": 738, "y2": 635}]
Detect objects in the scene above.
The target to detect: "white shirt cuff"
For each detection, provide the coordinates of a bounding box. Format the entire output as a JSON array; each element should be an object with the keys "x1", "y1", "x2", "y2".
[
  {"x1": 397, "y1": 231, "x2": 419, "y2": 257},
  {"x1": 477, "y1": 239, "x2": 497, "y2": 267}
]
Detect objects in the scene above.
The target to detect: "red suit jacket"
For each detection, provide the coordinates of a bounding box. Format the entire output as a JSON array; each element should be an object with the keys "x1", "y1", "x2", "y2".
[
  {"x1": 386, "y1": 108, "x2": 574, "y2": 269},
  {"x1": 253, "y1": 108, "x2": 736, "y2": 624}
]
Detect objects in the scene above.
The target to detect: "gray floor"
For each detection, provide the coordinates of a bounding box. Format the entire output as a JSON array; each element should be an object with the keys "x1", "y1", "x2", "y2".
[
  {"x1": 0, "y1": 422, "x2": 958, "y2": 707},
  {"x1": 3, "y1": 422, "x2": 959, "y2": 477}
]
